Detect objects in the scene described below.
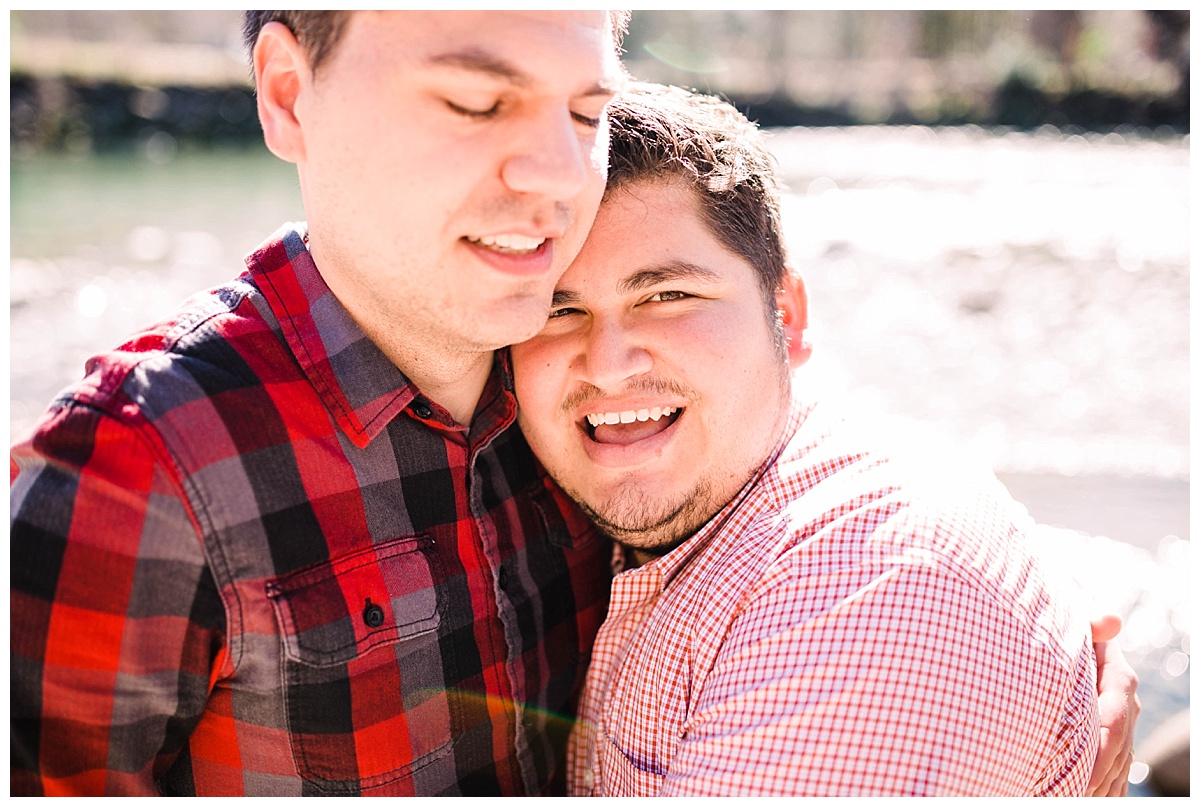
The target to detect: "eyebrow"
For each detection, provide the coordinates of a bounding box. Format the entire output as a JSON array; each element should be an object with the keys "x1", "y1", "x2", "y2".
[
  {"x1": 551, "y1": 289, "x2": 581, "y2": 307},
  {"x1": 618, "y1": 261, "x2": 724, "y2": 294},
  {"x1": 550, "y1": 261, "x2": 725, "y2": 307},
  {"x1": 424, "y1": 48, "x2": 622, "y2": 98}
]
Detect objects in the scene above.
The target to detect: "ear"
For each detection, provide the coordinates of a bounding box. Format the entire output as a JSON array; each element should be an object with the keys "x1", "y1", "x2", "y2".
[
  {"x1": 776, "y1": 269, "x2": 812, "y2": 368},
  {"x1": 253, "y1": 21, "x2": 310, "y2": 164}
]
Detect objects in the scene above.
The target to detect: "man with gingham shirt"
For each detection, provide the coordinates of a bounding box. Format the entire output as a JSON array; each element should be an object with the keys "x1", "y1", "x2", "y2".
[{"x1": 511, "y1": 83, "x2": 1128, "y2": 796}]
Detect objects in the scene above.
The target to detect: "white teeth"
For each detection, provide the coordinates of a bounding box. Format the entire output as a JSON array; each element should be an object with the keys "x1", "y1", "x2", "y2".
[
  {"x1": 469, "y1": 233, "x2": 545, "y2": 253},
  {"x1": 586, "y1": 406, "x2": 678, "y2": 428}
]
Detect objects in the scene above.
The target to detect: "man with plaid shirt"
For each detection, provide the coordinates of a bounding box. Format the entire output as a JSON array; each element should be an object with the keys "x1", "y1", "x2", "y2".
[
  {"x1": 511, "y1": 83, "x2": 1137, "y2": 796},
  {"x1": 11, "y1": 11, "x2": 627, "y2": 795}
]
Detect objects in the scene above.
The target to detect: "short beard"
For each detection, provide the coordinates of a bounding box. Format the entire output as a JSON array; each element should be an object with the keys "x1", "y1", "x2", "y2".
[{"x1": 565, "y1": 477, "x2": 719, "y2": 556}]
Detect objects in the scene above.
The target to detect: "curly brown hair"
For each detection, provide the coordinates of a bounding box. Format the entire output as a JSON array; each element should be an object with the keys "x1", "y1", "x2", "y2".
[{"x1": 604, "y1": 82, "x2": 790, "y2": 307}]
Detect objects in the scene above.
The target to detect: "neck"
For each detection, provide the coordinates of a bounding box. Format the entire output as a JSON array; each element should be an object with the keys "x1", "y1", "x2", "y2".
[
  {"x1": 303, "y1": 234, "x2": 500, "y2": 426},
  {"x1": 326, "y1": 290, "x2": 495, "y2": 427},
  {"x1": 393, "y1": 345, "x2": 495, "y2": 426},
  {"x1": 357, "y1": 313, "x2": 496, "y2": 426},
  {"x1": 627, "y1": 546, "x2": 670, "y2": 568}
]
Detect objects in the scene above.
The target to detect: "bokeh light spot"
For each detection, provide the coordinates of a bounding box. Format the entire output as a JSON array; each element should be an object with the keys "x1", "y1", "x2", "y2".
[{"x1": 76, "y1": 283, "x2": 108, "y2": 318}]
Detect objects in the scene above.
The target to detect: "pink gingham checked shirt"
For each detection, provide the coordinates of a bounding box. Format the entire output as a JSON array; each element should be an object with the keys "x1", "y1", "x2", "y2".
[{"x1": 568, "y1": 397, "x2": 1099, "y2": 796}]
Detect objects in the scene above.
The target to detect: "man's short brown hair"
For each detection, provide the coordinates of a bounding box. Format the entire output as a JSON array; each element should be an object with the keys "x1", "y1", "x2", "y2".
[
  {"x1": 604, "y1": 83, "x2": 789, "y2": 307},
  {"x1": 242, "y1": 11, "x2": 631, "y2": 76},
  {"x1": 243, "y1": 11, "x2": 350, "y2": 74}
]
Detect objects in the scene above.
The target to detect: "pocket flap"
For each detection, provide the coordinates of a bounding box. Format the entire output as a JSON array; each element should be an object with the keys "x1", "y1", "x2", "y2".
[{"x1": 266, "y1": 535, "x2": 440, "y2": 666}]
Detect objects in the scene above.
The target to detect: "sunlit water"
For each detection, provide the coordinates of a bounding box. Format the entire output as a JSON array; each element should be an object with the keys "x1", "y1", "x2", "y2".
[{"x1": 10, "y1": 127, "x2": 1189, "y2": 792}]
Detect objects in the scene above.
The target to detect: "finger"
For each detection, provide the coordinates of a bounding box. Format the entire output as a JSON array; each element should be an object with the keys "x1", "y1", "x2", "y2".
[
  {"x1": 1107, "y1": 750, "x2": 1133, "y2": 796},
  {"x1": 1105, "y1": 733, "x2": 1134, "y2": 797},
  {"x1": 1088, "y1": 642, "x2": 1137, "y2": 795},
  {"x1": 1092, "y1": 746, "x2": 1132, "y2": 797},
  {"x1": 1112, "y1": 694, "x2": 1141, "y2": 797},
  {"x1": 1089, "y1": 613, "x2": 1123, "y2": 644},
  {"x1": 1087, "y1": 725, "x2": 1122, "y2": 795}
]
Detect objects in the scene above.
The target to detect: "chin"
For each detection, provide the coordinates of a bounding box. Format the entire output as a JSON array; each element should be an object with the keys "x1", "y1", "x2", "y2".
[
  {"x1": 470, "y1": 311, "x2": 549, "y2": 352},
  {"x1": 488, "y1": 299, "x2": 557, "y2": 346},
  {"x1": 570, "y1": 478, "x2": 715, "y2": 548}
]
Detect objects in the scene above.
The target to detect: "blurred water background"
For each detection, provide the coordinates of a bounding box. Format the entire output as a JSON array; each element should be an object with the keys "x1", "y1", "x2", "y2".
[{"x1": 9, "y1": 10, "x2": 1190, "y2": 796}]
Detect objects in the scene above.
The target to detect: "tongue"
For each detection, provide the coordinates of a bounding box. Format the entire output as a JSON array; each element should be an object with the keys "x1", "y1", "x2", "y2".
[{"x1": 593, "y1": 416, "x2": 673, "y2": 446}]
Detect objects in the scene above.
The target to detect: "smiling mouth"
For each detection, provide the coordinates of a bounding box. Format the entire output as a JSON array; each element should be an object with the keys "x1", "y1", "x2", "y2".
[
  {"x1": 464, "y1": 233, "x2": 547, "y2": 256},
  {"x1": 584, "y1": 406, "x2": 682, "y2": 446}
]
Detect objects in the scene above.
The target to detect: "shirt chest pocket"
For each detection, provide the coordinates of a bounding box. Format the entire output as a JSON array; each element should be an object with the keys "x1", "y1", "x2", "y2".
[
  {"x1": 267, "y1": 536, "x2": 440, "y2": 665},
  {"x1": 266, "y1": 536, "x2": 456, "y2": 791},
  {"x1": 595, "y1": 730, "x2": 669, "y2": 796}
]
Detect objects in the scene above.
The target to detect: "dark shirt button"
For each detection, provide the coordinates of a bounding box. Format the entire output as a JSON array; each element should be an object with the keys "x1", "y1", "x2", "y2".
[
  {"x1": 498, "y1": 567, "x2": 509, "y2": 590},
  {"x1": 363, "y1": 600, "x2": 385, "y2": 628},
  {"x1": 411, "y1": 399, "x2": 432, "y2": 419}
]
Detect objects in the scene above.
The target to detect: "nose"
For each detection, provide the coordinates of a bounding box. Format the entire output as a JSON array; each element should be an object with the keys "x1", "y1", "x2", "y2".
[
  {"x1": 578, "y1": 316, "x2": 653, "y2": 391},
  {"x1": 501, "y1": 107, "x2": 597, "y2": 200}
]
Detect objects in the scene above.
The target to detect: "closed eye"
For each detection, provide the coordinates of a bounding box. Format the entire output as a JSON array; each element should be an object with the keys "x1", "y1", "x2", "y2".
[
  {"x1": 572, "y1": 111, "x2": 602, "y2": 128},
  {"x1": 447, "y1": 99, "x2": 501, "y2": 119},
  {"x1": 548, "y1": 306, "x2": 583, "y2": 318}
]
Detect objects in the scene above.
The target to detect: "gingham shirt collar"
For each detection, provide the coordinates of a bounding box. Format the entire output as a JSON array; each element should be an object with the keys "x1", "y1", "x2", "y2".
[
  {"x1": 245, "y1": 223, "x2": 516, "y2": 449},
  {"x1": 622, "y1": 394, "x2": 814, "y2": 589}
]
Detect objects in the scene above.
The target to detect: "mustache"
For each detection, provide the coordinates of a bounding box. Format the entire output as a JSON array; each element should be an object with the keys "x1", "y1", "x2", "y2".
[
  {"x1": 559, "y1": 376, "x2": 696, "y2": 416},
  {"x1": 472, "y1": 199, "x2": 574, "y2": 233}
]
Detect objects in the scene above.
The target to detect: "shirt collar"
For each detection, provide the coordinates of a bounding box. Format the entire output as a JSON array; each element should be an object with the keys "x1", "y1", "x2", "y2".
[
  {"x1": 245, "y1": 222, "x2": 516, "y2": 448},
  {"x1": 643, "y1": 392, "x2": 816, "y2": 589}
]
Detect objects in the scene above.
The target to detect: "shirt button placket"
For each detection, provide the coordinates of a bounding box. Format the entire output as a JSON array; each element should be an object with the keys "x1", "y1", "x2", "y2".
[
  {"x1": 467, "y1": 455, "x2": 535, "y2": 792},
  {"x1": 411, "y1": 399, "x2": 433, "y2": 419}
]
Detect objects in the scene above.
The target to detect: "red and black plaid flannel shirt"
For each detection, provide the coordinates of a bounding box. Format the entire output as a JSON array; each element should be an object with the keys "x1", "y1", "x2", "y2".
[{"x1": 10, "y1": 223, "x2": 612, "y2": 796}]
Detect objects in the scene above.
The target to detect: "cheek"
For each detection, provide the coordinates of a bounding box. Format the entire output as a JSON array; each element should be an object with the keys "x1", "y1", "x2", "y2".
[
  {"x1": 668, "y1": 317, "x2": 782, "y2": 406},
  {"x1": 657, "y1": 315, "x2": 743, "y2": 372},
  {"x1": 512, "y1": 344, "x2": 564, "y2": 419}
]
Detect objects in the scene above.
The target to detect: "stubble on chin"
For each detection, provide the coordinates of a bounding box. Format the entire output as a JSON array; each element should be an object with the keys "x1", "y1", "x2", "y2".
[{"x1": 566, "y1": 478, "x2": 718, "y2": 557}]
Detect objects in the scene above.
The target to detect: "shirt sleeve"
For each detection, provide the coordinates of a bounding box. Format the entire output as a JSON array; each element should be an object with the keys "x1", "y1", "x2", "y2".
[
  {"x1": 660, "y1": 562, "x2": 1098, "y2": 797},
  {"x1": 10, "y1": 401, "x2": 228, "y2": 795}
]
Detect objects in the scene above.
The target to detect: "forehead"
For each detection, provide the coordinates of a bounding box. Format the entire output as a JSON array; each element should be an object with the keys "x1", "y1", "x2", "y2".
[
  {"x1": 335, "y1": 11, "x2": 622, "y2": 90},
  {"x1": 559, "y1": 178, "x2": 751, "y2": 291}
]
